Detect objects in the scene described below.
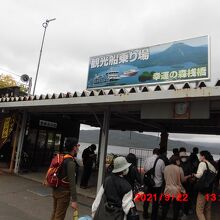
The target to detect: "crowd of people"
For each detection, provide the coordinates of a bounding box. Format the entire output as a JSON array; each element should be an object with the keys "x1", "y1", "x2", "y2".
[
  {"x1": 48, "y1": 138, "x2": 220, "y2": 220},
  {"x1": 93, "y1": 147, "x2": 220, "y2": 220}
]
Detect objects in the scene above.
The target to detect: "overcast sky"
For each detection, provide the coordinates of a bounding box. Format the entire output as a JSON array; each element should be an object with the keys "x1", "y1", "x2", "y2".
[
  {"x1": 1, "y1": 0, "x2": 220, "y2": 144},
  {"x1": 0, "y1": 0, "x2": 219, "y2": 95}
]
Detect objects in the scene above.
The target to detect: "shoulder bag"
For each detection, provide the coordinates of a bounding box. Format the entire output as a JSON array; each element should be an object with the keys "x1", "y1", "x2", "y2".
[
  {"x1": 195, "y1": 162, "x2": 216, "y2": 194},
  {"x1": 143, "y1": 157, "x2": 160, "y2": 188}
]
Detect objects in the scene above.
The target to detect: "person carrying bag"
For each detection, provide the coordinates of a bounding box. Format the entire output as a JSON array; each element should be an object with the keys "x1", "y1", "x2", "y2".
[
  {"x1": 143, "y1": 157, "x2": 160, "y2": 189},
  {"x1": 193, "y1": 151, "x2": 217, "y2": 220},
  {"x1": 92, "y1": 157, "x2": 139, "y2": 220},
  {"x1": 195, "y1": 162, "x2": 216, "y2": 194}
]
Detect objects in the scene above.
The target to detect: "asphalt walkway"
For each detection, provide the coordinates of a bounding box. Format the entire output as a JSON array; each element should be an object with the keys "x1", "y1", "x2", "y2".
[
  {"x1": 0, "y1": 173, "x2": 92, "y2": 220},
  {"x1": 18, "y1": 168, "x2": 220, "y2": 220},
  {"x1": 1, "y1": 170, "x2": 219, "y2": 220}
]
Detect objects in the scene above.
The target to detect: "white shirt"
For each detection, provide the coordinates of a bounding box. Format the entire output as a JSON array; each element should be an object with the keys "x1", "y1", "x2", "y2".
[
  {"x1": 92, "y1": 185, "x2": 134, "y2": 220},
  {"x1": 144, "y1": 154, "x2": 165, "y2": 187},
  {"x1": 195, "y1": 161, "x2": 217, "y2": 179}
]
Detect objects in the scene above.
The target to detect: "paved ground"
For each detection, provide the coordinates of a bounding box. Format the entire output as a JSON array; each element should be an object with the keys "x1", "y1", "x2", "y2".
[
  {"x1": 0, "y1": 173, "x2": 93, "y2": 220},
  {"x1": 19, "y1": 166, "x2": 98, "y2": 199},
  {"x1": 0, "y1": 172, "x2": 219, "y2": 220}
]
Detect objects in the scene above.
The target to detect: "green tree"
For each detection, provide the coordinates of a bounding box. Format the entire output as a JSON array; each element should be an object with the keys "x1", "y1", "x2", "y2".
[
  {"x1": 0, "y1": 74, "x2": 28, "y2": 94},
  {"x1": 0, "y1": 74, "x2": 17, "y2": 88}
]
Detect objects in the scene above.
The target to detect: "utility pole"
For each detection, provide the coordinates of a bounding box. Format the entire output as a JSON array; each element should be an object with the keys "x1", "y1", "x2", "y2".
[{"x1": 33, "y1": 18, "x2": 56, "y2": 95}]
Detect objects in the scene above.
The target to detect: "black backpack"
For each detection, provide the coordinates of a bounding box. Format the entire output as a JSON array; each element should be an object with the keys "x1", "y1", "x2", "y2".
[
  {"x1": 143, "y1": 157, "x2": 160, "y2": 188},
  {"x1": 195, "y1": 162, "x2": 216, "y2": 194}
]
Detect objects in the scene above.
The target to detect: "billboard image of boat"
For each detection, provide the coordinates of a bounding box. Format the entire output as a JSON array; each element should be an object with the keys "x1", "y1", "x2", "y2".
[{"x1": 87, "y1": 36, "x2": 209, "y2": 89}]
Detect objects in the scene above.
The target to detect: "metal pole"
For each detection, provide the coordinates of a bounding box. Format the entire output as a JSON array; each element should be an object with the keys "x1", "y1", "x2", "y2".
[
  {"x1": 28, "y1": 77, "x2": 32, "y2": 96},
  {"x1": 97, "y1": 110, "x2": 110, "y2": 193},
  {"x1": 97, "y1": 126, "x2": 102, "y2": 166},
  {"x1": 32, "y1": 18, "x2": 56, "y2": 95},
  {"x1": 9, "y1": 115, "x2": 21, "y2": 172},
  {"x1": 14, "y1": 112, "x2": 27, "y2": 174}
]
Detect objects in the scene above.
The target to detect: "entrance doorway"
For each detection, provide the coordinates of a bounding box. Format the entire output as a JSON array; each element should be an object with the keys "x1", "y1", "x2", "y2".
[
  {"x1": 21, "y1": 129, "x2": 61, "y2": 172},
  {"x1": 0, "y1": 138, "x2": 13, "y2": 169},
  {"x1": 18, "y1": 113, "x2": 80, "y2": 173}
]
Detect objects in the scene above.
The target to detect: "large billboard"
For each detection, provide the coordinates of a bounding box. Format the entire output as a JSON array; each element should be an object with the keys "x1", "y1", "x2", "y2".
[{"x1": 87, "y1": 36, "x2": 209, "y2": 89}]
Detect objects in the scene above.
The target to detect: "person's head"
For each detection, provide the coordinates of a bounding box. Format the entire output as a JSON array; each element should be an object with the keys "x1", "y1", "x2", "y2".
[
  {"x1": 153, "y1": 148, "x2": 159, "y2": 155},
  {"x1": 126, "y1": 153, "x2": 137, "y2": 167},
  {"x1": 199, "y1": 151, "x2": 213, "y2": 163},
  {"x1": 179, "y1": 147, "x2": 186, "y2": 153},
  {"x1": 64, "y1": 137, "x2": 79, "y2": 157},
  {"x1": 112, "y1": 156, "x2": 131, "y2": 176},
  {"x1": 170, "y1": 155, "x2": 181, "y2": 166},
  {"x1": 193, "y1": 147, "x2": 199, "y2": 154},
  {"x1": 173, "y1": 148, "x2": 179, "y2": 156},
  {"x1": 90, "y1": 144, "x2": 96, "y2": 151}
]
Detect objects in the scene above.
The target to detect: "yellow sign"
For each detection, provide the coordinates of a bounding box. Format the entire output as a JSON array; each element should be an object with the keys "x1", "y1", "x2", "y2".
[
  {"x1": 2, "y1": 117, "x2": 10, "y2": 138},
  {"x1": 0, "y1": 115, "x2": 16, "y2": 150}
]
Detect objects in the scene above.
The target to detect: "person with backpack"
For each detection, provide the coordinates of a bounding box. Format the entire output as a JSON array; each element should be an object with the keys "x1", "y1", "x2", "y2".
[
  {"x1": 49, "y1": 137, "x2": 79, "y2": 220},
  {"x1": 92, "y1": 156, "x2": 137, "y2": 220},
  {"x1": 143, "y1": 148, "x2": 165, "y2": 220},
  {"x1": 193, "y1": 151, "x2": 217, "y2": 220}
]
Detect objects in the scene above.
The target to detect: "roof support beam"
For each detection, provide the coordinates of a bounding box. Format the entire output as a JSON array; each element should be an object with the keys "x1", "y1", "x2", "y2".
[{"x1": 97, "y1": 109, "x2": 110, "y2": 192}]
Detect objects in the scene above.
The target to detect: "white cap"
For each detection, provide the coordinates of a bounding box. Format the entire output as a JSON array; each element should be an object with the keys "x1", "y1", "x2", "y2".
[{"x1": 112, "y1": 156, "x2": 131, "y2": 173}]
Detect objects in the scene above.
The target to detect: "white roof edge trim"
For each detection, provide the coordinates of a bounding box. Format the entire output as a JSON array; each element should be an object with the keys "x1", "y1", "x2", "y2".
[{"x1": 0, "y1": 87, "x2": 220, "y2": 109}]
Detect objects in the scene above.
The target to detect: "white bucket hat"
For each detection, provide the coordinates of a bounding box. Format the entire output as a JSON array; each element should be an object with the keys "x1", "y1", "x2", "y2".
[{"x1": 112, "y1": 156, "x2": 131, "y2": 173}]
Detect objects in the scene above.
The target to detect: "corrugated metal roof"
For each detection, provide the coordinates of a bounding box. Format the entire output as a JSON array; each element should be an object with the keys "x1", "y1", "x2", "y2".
[
  {"x1": 1, "y1": 81, "x2": 220, "y2": 135},
  {"x1": 0, "y1": 81, "x2": 220, "y2": 109}
]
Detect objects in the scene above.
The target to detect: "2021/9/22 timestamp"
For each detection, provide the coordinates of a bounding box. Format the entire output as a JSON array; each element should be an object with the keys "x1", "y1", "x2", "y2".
[
  {"x1": 134, "y1": 193, "x2": 220, "y2": 203},
  {"x1": 134, "y1": 193, "x2": 189, "y2": 203}
]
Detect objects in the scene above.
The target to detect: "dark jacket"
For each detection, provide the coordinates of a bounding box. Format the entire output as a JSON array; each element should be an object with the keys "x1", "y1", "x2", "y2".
[
  {"x1": 104, "y1": 174, "x2": 132, "y2": 207},
  {"x1": 189, "y1": 152, "x2": 199, "y2": 173},
  {"x1": 180, "y1": 158, "x2": 192, "y2": 176},
  {"x1": 82, "y1": 147, "x2": 96, "y2": 167},
  {"x1": 124, "y1": 165, "x2": 141, "y2": 190}
]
